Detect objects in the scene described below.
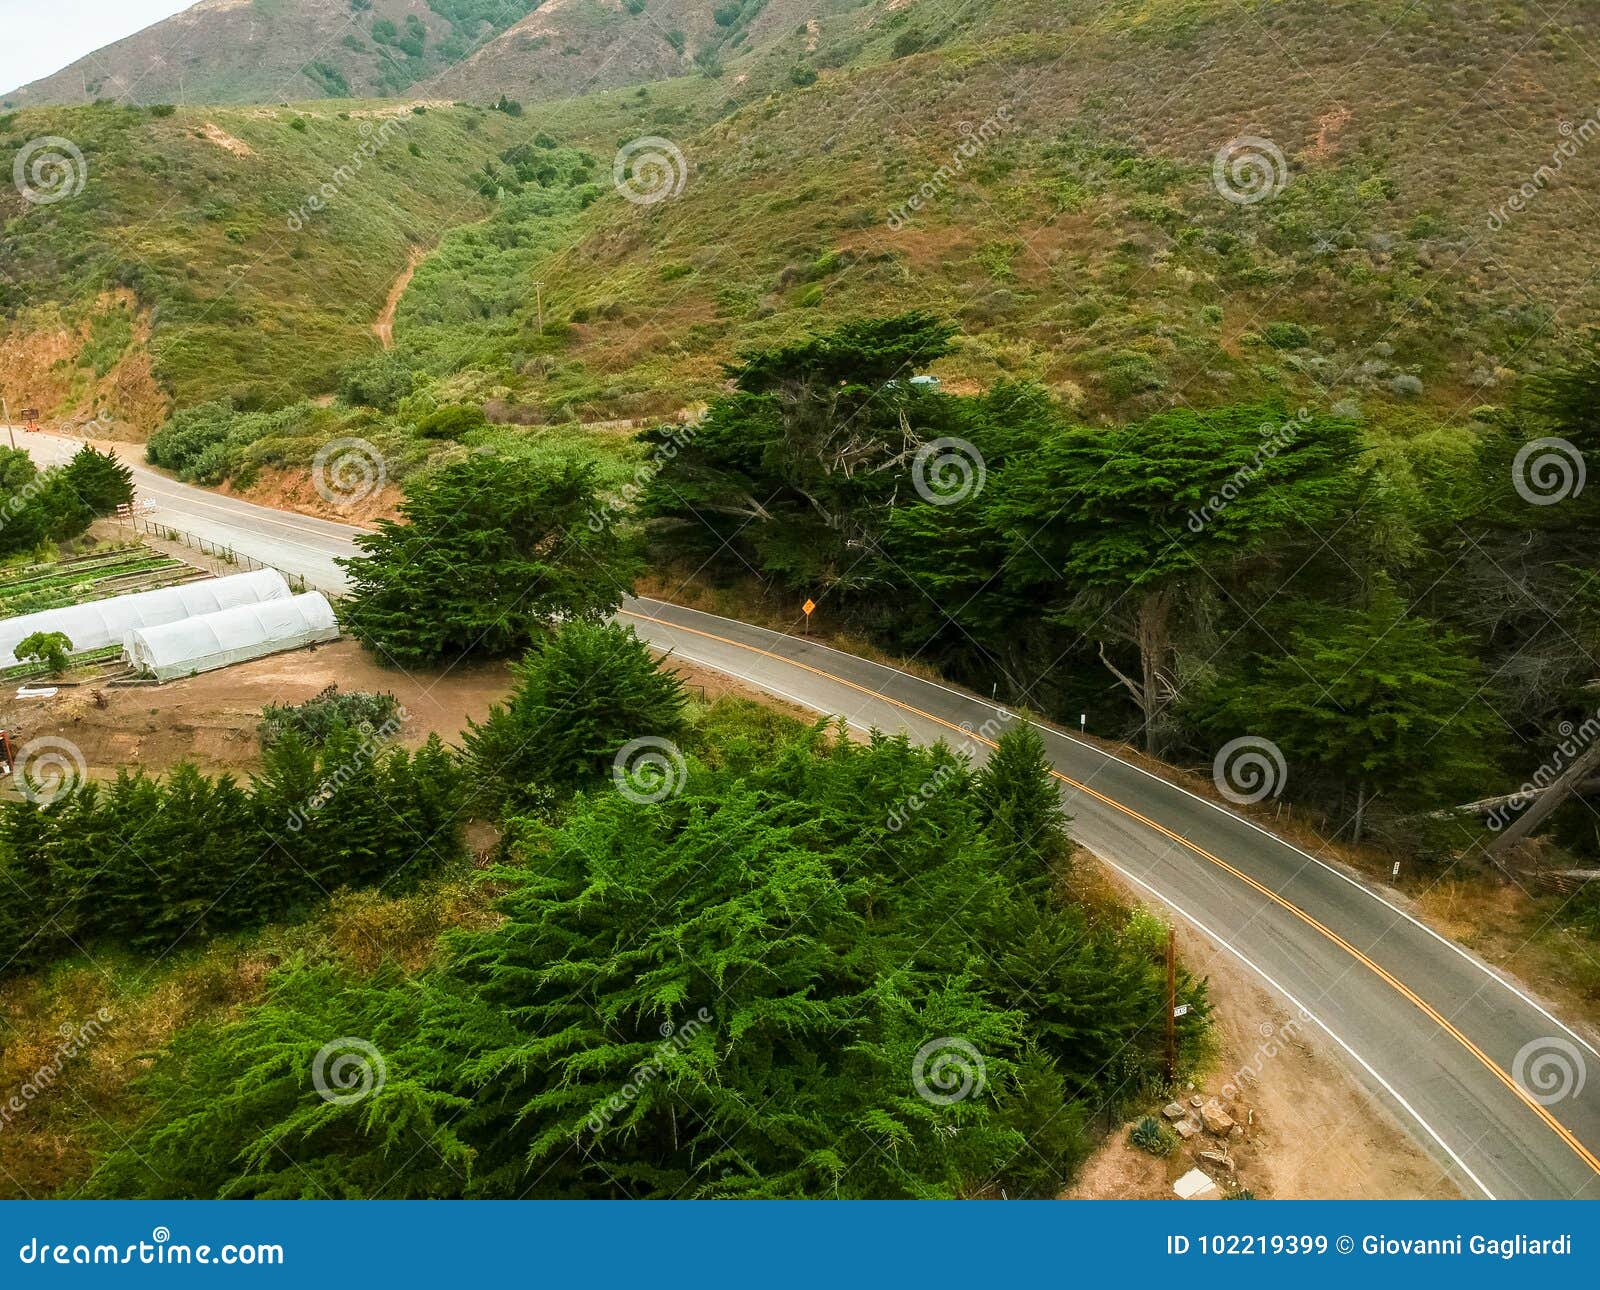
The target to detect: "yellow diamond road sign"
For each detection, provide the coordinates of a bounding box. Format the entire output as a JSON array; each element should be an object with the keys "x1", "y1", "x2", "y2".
[{"x1": 802, "y1": 599, "x2": 816, "y2": 617}]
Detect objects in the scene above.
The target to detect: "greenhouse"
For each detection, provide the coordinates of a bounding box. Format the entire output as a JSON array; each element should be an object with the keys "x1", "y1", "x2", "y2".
[
  {"x1": 0, "y1": 569, "x2": 291, "y2": 667},
  {"x1": 124, "y1": 592, "x2": 340, "y2": 682}
]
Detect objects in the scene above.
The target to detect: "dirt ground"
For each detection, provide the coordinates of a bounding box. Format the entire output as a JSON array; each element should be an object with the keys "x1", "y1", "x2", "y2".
[
  {"x1": 0, "y1": 639, "x2": 809, "y2": 779},
  {"x1": 1064, "y1": 873, "x2": 1462, "y2": 1200}
]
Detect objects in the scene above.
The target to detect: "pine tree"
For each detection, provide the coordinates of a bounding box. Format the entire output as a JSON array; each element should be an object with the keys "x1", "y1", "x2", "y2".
[
  {"x1": 976, "y1": 722, "x2": 1071, "y2": 872},
  {"x1": 60, "y1": 445, "x2": 135, "y2": 515},
  {"x1": 1207, "y1": 579, "x2": 1496, "y2": 842},
  {"x1": 461, "y1": 621, "x2": 687, "y2": 810},
  {"x1": 339, "y1": 455, "x2": 639, "y2": 667}
]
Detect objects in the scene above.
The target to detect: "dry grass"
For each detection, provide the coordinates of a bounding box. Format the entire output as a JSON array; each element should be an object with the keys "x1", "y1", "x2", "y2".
[{"x1": 0, "y1": 874, "x2": 501, "y2": 1199}]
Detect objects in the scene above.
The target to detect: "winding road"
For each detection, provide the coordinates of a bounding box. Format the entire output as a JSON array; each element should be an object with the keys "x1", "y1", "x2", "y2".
[{"x1": 14, "y1": 428, "x2": 1600, "y2": 1200}]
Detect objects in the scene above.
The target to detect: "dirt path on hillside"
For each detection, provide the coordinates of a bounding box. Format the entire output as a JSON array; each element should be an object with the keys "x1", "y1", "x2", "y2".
[{"x1": 373, "y1": 248, "x2": 426, "y2": 350}]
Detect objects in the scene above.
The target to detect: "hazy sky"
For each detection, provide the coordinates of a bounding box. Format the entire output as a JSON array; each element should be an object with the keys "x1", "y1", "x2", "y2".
[{"x1": 0, "y1": 0, "x2": 195, "y2": 97}]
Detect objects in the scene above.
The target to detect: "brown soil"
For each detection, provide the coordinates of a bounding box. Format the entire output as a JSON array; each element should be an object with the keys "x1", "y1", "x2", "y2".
[
  {"x1": 1066, "y1": 868, "x2": 1462, "y2": 1199},
  {"x1": 200, "y1": 122, "x2": 254, "y2": 157},
  {"x1": 0, "y1": 638, "x2": 811, "y2": 782},
  {"x1": 218, "y1": 463, "x2": 403, "y2": 525},
  {"x1": 374, "y1": 247, "x2": 426, "y2": 350},
  {"x1": 0, "y1": 291, "x2": 169, "y2": 439}
]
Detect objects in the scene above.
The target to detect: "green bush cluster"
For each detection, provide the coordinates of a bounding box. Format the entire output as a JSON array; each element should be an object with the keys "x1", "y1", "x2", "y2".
[
  {"x1": 87, "y1": 689, "x2": 1205, "y2": 1199},
  {"x1": 0, "y1": 730, "x2": 462, "y2": 976},
  {"x1": 259, "y1": 685, "x2": 403, "y2": 749},
  {"x1": 0, "y1": 445, "x2": 133, "y2": 559}
]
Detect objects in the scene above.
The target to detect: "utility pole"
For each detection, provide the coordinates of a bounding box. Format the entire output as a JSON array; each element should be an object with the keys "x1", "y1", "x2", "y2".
[{"x1": 1164, "y1": 928, "x2": 1177, "y2": 1086}]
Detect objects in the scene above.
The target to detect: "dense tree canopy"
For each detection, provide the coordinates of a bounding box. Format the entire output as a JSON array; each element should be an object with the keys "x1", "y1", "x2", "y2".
[
  {"x1": 645, "y1": 312, "x2": 1596, "y2": 872},
  {"x1": 89, "y1": 713, "x2": 1205, "y2": 1200},
  {"x1": 340, "y1": 455, "x2": 638, "y2": 666}
]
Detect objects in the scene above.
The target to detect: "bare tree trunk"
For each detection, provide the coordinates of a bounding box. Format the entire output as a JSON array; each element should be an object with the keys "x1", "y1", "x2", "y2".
[
  {"x1": 1486, "y1": 737, "x2": 1600, "y2": 861},
  {"x1": 1136, "y1": 588, "x2": 1174, "y2": 756},
  {"x1": 1352, "y1": 781, "x2": 1366, "y2": 847},
  {"x1": 1095, "y1": 587, "x2": 1175, "y2": 755}
]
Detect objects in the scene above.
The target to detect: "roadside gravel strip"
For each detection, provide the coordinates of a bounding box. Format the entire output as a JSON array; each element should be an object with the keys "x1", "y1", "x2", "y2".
[{"x1": 15, "y1": 429, "x2": 1600, "y2": 1199}]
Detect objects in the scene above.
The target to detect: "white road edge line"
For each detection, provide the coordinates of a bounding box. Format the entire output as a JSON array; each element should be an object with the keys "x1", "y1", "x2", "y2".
[
  {"x1": 633, "y1": 596, "x2": 1600, "y2": 1061},
  {"x1": 1094, "y1": 856, "x2": 1498, "y2": 1200},
  {"x1": 651, "y1": 628, "x2": 1498, "y2": 1200}
]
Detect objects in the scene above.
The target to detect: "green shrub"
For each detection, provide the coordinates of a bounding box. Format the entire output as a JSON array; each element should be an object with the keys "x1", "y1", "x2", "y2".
[
  {"x1": 259, "y1": 685, "x2": 402, "y2": 748},
  {"x1": 462, "y1": 620, "x2": 685, "y2": 810},
  {"x1": 1129, "y1": 1116, "x2": 1174, "y2": 1155},
  {"x1": 15, "y1": 631, "x2": 72, "y2": 674},
  {"x1": 413, "y1": 403, "x2": 486, "y2": 439},
  {"x1": 1262, "y1": 321, "x2": 1310, "y2": 349},
  {"x1": 338, "y1": 353, "x2": 416, "y2": 413},
  {"x1": 0, "y1": 733, "x2": 462, "y2": 976}
]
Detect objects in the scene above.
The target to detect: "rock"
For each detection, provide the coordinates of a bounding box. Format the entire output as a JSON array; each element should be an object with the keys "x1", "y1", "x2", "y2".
[
  {"x1": 1174, "y1": 1168, "x2": 1220, "y2": 1200},
  {"x1": 1174, "y1": 1120, "x2": 1199, "y2": 1140},
  {"x1": 1199, "y1": 1098, "x2": 1235, "y2": 1135},
  {"x1": 1189, "y1": 1096, "x2": 1204, "y2": 1109},
  {"x1": 1199, "y1": 1149, "x2": 1233, "y2": 1169},
  {"x1": 1162, "y1": 1103, "x2": 1187, "y2": 1120},
  {"x1": 1230, "y1": 1125, "x2": 1245, "y2": 1140}
]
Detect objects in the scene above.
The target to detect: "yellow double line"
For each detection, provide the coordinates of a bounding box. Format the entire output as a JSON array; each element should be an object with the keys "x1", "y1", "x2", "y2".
[{"x1": 621, "y1": 607, "x2": 1600, "y2": 1180}]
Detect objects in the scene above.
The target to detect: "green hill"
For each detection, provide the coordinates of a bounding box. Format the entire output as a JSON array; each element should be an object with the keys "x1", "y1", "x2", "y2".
[
  {"x1": 6, "y1": 0, "x2": 1600, "y2": 434},
  {"x1": 0, "y1": 100, "x2": 524, "y2": 432},
  {"x1": 396, "y1": 0, "x2": 1600, "y2": 426},
  {"x1": 2, "y1": 0, "x2": 543, "y2": 109}
]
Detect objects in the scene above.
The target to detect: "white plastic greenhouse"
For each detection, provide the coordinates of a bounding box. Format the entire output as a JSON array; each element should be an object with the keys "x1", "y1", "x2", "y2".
[
  {"x1": 0, "y1": 569, "x2": 291, "y2": 667},
  {"x1": 124, "y1": 592, "x2": 340, "y2": 682}
]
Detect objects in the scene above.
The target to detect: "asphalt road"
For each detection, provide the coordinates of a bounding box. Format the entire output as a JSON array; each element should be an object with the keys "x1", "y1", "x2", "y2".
[
  {"x1": 15, "y1": 428, "x2": 1600, "y2": 1199},
  {"x1": 15, "y1": 429, "x2": 363, "y2": 593}
]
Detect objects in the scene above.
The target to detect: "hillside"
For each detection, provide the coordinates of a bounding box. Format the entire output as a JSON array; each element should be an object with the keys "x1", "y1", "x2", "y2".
[
  {"x1": 2, "y1": 0, "x2": 543, "y2": 108},
  {"x1": 6, "y1": 0, "x2": 1600, "y2": 434},
  {"x1": 0, "y1": 100, "x2": 525, "y2": 433},
  {"x1": 1, "y1": 0, "x2": 868, "y2": 110},
  {"x1": 429, "y1": 0, "x2": 882, "y2": 102},
  {"x1": 395, "y1": 0, "x2": 1600, "y2": 426}
]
